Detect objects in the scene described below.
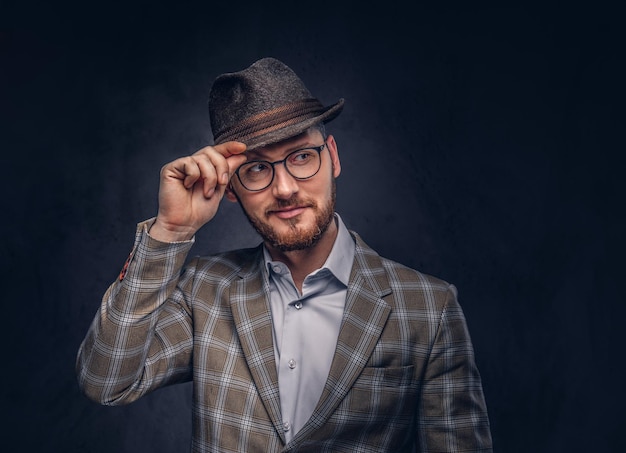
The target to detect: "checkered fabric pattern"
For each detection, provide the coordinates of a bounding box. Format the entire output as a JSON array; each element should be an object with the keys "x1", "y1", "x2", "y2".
[{"x1": 77, "y1": 219, "x2": 492, "y2": 452}]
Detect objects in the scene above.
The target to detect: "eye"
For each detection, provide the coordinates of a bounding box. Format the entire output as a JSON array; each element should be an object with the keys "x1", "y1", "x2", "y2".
[
  {"x1": 241, "y1": 162, "x2": 271, "y2": 180},
  {"x1": 248, "y1": 162, "x2": 269, "y2": 173},
  {"x1": 288, "y1": 150, "x2": 315, "y2": 166}
]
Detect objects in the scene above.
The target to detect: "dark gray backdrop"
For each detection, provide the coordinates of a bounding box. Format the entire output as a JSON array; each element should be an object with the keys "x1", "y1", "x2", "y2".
[{"x1": 2, "y1": 1, "x2": 624, "y2": 452}]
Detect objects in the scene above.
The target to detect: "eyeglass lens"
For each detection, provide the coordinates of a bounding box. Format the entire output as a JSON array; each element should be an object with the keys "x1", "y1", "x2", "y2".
[{"x1": 237, "y1": 145, "x2": 324, "y2": 191}]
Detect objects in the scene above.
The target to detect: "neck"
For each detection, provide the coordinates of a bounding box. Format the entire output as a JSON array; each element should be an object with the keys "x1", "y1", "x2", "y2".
[{"x1": 265, "y1": 218, "x2": 338, "y2": 292}]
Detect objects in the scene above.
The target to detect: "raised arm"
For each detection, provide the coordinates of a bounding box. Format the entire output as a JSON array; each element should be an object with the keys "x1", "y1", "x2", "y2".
[{"x1": 76, "y1": 141, "x2": 247, "y2": 404}]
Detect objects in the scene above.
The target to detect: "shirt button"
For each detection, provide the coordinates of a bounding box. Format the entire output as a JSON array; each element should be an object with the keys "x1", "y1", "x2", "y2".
[
  {"x1": 294, "y1": 301, "x2": 303, "y2": 310},
  {"x1": 283, "y1": 421, "x2": 291, "y2": 432},
  {"x1": 273, "y1": 265, "x2": 282, "y2": 273},
  {"x1": 288, "y1": 359, "x2": 296, "y2": 369}
]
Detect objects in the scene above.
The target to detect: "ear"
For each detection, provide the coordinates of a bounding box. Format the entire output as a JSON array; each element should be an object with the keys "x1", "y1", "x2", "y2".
[
  {"x1": 326, "y1": 134, "x2": 341, "y2": 178},
  {"x1": 224, "y1": 183, "x2": 239, "y2": 202}
]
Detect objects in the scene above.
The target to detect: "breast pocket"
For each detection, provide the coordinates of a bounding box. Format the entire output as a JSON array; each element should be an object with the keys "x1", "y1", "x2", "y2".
[
  {"x1": 353, "y1": 365, "x2": 415, "y2": 388},
  {"x1": 344, "y1": 365, "x2": 417, "y2": 422}
]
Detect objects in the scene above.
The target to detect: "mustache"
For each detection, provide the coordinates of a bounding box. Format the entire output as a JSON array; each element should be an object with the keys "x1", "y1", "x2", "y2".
[{"x1": 265, "y1": 197, "x2": 316, "y2": 215}]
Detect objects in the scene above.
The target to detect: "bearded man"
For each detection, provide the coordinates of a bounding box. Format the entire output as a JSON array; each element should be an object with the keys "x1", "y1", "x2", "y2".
[{"x1": 77, "y1": 57, "x2": 493, "y2": 452}]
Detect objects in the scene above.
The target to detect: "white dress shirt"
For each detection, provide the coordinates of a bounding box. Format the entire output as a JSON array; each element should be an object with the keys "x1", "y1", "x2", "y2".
[{"x1": 263, "y1": 213, "x2": 355, "y2": 442}]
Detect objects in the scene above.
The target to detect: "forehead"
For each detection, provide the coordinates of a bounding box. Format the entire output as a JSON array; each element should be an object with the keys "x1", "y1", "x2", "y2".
[{"x1": 246, "y1": 129, "x2": 324, "y2": 160}]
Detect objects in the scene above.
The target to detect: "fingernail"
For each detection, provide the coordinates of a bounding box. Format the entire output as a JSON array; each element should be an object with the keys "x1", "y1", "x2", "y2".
[
  {"x1": 221, "y1": 173, "x2": 229, "y2": 184},
  {"x1": 207, "y1": 188, "x2": 215, "y2": 198}
]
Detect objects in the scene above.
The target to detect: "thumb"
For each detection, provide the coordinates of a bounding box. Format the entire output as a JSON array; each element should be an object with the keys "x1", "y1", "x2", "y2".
[{"x1": 226, "y1": 153, "x2": 248, "y2": 177}]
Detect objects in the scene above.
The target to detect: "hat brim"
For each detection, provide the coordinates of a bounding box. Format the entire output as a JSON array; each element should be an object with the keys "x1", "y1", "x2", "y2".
[{"x1": 232, "y1": 98, "x2": 344, "y2": 152}]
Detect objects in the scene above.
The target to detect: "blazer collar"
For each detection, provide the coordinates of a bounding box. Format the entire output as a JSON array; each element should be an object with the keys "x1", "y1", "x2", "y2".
[
  {"x1": 230, "y1": 234, "x2": 393, "y2": 446},
  {"x1": 230, "y1": 246, "x2": 286, "y2": 442},
  {"x1": 291, "y1": 232, "x2": 393, "y2": 444}
]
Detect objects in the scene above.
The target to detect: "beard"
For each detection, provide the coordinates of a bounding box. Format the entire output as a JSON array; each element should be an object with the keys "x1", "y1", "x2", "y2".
[{"x1": 238, "y1": 180, "x2": 337, "y2": 252}]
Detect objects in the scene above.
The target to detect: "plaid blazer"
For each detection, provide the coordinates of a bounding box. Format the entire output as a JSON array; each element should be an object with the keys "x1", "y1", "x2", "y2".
[{"x1": 77, "y1": 220, "x2": 492, "y2": 452}]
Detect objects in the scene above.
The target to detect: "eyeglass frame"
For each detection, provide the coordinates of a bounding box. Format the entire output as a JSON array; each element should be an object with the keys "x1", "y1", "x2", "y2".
[{"x1": 233, "y1": 140, "x2": 328, "y2": 192}]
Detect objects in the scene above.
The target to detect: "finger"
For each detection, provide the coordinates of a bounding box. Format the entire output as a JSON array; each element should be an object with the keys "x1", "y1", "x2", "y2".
[
  {"x1": 194, "y1": 141, "x2": 246, "y2": 159},
  {"x1": 192, "y1": 154, "x2": 220, "y2": 198},
  {"x1": 225, "y1": 153, "x2": 249, "y2": 180},
  {"x1": 214, "y1": 142, "x2": 248, "y2": 182},
  {"x1": 162, "y1": 157, "x2": 201, "y2": 189},
  {"x1": 206, "y1": 143, "x2": 249, "y2": 185},
  {"x1": 182, "y1": 160, "x2": 203, "y2": 189},
  {"x1": 213, "y1": 141, "x2": 247, "y2": 158},
  {"x1": 191, "y1": 142, "x2": 247, "y2": 188},
  {"x1": 207, "y1": 150, "x2": 233, "y2": 187}
]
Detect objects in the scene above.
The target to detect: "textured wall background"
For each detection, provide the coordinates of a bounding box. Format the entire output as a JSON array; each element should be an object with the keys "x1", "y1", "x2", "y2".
[{"x1": 2, "y1": 1, "x2": 624, "y2": 451}]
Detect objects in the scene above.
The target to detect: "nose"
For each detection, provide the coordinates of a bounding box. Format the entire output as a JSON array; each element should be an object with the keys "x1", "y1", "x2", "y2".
[{"x1": 271, "y1": 162, "x2": 299, "y2": 199}]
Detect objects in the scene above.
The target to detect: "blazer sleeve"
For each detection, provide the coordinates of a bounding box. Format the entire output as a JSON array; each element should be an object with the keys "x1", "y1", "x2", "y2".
[
  {"x1": 418, "y1": 285, "x2": 493, "y2": 452},
  {"x1": 76, "y1": 219, "x2": 197, "y2": 405}
]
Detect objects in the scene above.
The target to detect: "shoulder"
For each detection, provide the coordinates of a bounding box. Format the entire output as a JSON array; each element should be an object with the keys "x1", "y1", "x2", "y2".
[
  {"x1": 186, "y1": 244, "x2": 264, "y2": 281},
  {"x1": 352, "y1": 230, "x2": 450, "y2": 287},
  {"x1": 351, "y1": 230, "x2": 456, "y2": 309},
  {"x1": 380, "y1": 255, "x2": 458, "y2": 313},
  {"x1": 380, "y1": 255, "x2": 451, "y2": 291}
]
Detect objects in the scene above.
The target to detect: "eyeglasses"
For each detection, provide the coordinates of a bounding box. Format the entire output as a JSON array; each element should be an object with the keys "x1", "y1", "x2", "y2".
[{"x1": 234, "y1": 143, "x2": 326, "y2": 191}]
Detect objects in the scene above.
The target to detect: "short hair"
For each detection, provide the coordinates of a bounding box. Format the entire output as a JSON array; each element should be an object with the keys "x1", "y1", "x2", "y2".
[{"x1": 312, "y1": 122, "x2": 327, "y2": 139}]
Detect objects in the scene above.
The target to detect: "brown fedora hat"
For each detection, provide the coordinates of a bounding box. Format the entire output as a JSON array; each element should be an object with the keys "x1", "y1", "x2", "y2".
[{"x1": 209, "y1": 57, "x2": 344, "y2": 151}]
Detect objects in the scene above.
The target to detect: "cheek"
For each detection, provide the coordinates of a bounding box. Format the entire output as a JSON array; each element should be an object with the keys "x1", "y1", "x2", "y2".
[{"x1": 238, "y1": 195, "x2": 261, "y2": 214}]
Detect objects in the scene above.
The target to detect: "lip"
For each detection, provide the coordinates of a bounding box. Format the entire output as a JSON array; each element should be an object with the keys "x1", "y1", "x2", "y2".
[{"x1": 270, "y1": 206, "x2": 307, "y2": 220}]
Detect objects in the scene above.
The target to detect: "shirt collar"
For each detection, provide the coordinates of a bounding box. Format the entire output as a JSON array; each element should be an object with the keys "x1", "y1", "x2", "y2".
[{"x1": 263, "y1": 213, "x2": 355, "y2": 286}]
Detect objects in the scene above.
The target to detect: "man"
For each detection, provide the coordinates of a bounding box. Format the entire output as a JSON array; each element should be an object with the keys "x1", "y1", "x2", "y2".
[{"x1": 77, "y1": 57, "x2": 493, "y2": 452}]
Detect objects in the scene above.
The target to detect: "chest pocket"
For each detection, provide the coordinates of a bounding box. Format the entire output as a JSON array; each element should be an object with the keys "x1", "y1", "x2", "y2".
[
  {"x1": 339, "y1": 365, "x2": 417, "y2": 430},
  {"x1": 353, "y1": 365, "x2": 415, "y2": 388}
]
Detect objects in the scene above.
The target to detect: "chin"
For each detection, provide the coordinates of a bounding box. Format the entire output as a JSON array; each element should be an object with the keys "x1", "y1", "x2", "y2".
[
  {"x1": 268, "y1": 227, "x2": 326, "y2": 252},
  {"x1": 265, "y1": 218, "x2": 325, "y2": 251}
]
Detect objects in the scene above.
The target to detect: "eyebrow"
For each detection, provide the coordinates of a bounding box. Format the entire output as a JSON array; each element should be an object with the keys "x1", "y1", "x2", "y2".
[{"x1": 246, "y1": 140, "x2": 321, "y2": 160}]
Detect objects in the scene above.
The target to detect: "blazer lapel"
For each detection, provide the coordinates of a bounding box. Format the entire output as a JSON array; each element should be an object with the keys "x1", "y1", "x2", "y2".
[
  {"x1": 299, "y1": 233, "x2": 393, "y2": 436},
  {"x1": 229, "y1": 248, "x2": 285, "y2": 442}
]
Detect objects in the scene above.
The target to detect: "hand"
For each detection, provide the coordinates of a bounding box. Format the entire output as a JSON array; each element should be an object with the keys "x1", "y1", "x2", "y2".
[{"x1": 149, "y1": 141, "x2": 247, "y2": 242}]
